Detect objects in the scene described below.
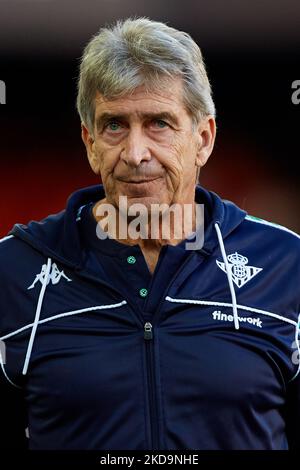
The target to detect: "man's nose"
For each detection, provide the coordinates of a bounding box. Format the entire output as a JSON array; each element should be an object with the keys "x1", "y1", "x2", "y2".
[{"x1": 120, "y1": 127, "x2": 151, "y2": 167}]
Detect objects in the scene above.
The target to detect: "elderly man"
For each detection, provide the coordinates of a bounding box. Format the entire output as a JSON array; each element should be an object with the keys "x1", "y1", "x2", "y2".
[{"x1": 0, "y1": 18, "x2": 299, "y2": 451}]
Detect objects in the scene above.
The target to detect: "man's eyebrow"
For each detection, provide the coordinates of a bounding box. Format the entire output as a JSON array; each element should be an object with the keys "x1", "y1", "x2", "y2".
[{"x1": 95, "y1": 111, "x2": 179, "y2": 130}]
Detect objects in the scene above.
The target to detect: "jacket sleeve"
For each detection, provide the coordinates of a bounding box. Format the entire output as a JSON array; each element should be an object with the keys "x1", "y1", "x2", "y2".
[
  {"x1": 286, "y1": 373, "x2": 300, "y2": 450},
  {"x1": 0, "y1": 373, "x2": 28, "y2": 449}
]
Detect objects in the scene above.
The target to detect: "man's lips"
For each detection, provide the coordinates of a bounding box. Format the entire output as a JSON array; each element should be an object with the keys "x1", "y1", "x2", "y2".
[{"x1": 117, "y1": 177, "x2": 161, "y2": 184}]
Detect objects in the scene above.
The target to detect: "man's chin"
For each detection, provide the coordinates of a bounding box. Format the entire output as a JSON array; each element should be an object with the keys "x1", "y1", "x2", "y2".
[{"x1": 118, "y1": 195, "x2": 164, "y2": 211}]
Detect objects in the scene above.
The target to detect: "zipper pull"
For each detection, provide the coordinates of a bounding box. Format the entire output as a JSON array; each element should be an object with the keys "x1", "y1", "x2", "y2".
[{"x1": 144, "y1": 322, "x2": 153, "y2": 340}]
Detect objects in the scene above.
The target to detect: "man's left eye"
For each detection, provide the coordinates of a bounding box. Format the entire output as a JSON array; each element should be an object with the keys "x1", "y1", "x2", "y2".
[{"x1": 153, "y1": 119, "x2": 168, "y2": 129}]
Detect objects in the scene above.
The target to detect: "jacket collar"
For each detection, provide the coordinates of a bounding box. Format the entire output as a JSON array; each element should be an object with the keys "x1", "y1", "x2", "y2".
[{"x1": 10, "y1": 184, "x2": 247, "y2": 267}]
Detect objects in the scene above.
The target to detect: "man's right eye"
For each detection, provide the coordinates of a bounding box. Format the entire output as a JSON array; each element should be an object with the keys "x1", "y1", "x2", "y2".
[{"x1": 105, "y1": 121, "x2": 121, "y2": 132}]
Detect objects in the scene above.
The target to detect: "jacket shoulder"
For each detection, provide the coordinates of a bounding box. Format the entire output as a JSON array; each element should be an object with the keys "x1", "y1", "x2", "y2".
[
  {"x1": 0, "y1": 234, "x2": 34, "y2": 266},
  {"x1": 244, "y1": 214, "x2": 300, "y2": 246},
  {"x1": 0, "y1": 234, "x2": 18, "y2": 259},
  {"x1": 0, "y1": 234, "x2": 15, "y2": 245}
]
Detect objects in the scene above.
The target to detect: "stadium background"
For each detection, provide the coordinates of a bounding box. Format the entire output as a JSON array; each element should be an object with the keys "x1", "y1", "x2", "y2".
[{"x1": 0, "y1": 0, "x2": 299, "y2": 237}]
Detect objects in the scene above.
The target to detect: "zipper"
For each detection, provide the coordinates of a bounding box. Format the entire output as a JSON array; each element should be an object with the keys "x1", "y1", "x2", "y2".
[
  {"x1": 142, "y1": 253, "x2": 200, "y2": 450},
  {"x1": 144, "y1": 322, "x2": 153, "y2": 340},
  {"x1": 144, "y1": 322, "x2": 159, "y2": 450}
]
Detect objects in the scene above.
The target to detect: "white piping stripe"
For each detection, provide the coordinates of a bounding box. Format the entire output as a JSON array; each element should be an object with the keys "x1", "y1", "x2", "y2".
[
  {"x1": 245, "y1": 215, "x2": 300, "y2": 240},
  {"x1": 214, "y1": 223, "x2": 239, "y2": 330},
  {"x1": 0, "y1": 301, "x2": 128, "y2": 342},
  {"x1": 38, "y1": 301, "x2": 127, "y2": 325},
  {"x1": 22, "y1": 258, "x2": 52, "y2": 375},
  {"x1": 0, "y1": 235, "x2": 14, "y2": 243},
  {"x1": 289, "y1": 313, "x2": 300, "y2": 382},
  {"x1": 165, "y1": 296, "x2": 298, "y2": 327},
  {"x1": 0, "y1": 323, "x2": 36, "y2": 341},
  {"x1": 0, "y1": 346, "x2": 21, "y2": 389}
]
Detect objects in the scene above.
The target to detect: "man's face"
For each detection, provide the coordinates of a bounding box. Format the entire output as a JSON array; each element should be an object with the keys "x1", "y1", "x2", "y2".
[{"x1": 82, "y1": 77, "x2": 215, "y2": 210}]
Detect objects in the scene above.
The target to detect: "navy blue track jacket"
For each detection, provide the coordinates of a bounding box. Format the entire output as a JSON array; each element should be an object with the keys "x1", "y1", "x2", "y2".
[{"x1": 0, "y1": 184, "x2": 299, "y2": 450}]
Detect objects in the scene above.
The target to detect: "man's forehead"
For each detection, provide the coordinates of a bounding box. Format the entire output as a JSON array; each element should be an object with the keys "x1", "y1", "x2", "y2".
[{"x1": 94, "y1": 78, "x2": 184, "y2": 112}]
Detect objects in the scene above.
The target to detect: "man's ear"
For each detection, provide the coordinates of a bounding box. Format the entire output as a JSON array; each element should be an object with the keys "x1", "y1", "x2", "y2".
[
  {"x1": 81, "y1": 123, "x2": 100, "y2": 175},
  {"x1": 195, "y1": 116, "x2": 216, "y2": 169}
]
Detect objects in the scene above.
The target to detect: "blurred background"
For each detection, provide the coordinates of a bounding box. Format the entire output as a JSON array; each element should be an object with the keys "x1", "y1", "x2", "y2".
[{"x1": 0, "y1": 0, "x2": 299, "y2": 237}]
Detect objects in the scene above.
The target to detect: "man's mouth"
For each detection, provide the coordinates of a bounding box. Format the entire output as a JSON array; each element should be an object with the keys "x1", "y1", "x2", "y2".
[{"x1": 118, "y1": 177, "x2": 161, "y2": 184}]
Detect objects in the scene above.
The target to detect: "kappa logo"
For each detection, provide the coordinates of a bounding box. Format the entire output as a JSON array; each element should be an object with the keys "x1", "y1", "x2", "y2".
[
  {"x1": 216, "y1": 252, "x2": 262, "y2": 288},
  {"x1": 27, "y1": 263, "x2": 72, "y2": 290}
]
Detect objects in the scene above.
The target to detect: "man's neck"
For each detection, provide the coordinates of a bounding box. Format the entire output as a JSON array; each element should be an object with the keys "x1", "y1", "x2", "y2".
[
  {"x1": 92, "y1": 198, "x2": 198, "y2": 250},
  {"x1": 92, "y1": 197, "x2": 199, "y2": 273}
]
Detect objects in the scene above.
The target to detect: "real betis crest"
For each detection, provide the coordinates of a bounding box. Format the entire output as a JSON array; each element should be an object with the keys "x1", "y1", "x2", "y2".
[{"x1": 216, "y1": 252, "x2": 263, "y2": 288}]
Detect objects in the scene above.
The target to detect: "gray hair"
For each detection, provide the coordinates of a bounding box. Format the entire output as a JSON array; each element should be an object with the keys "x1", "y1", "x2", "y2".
[{"x1": 77, "y1": 17, "x2": 216, "y2": 133}]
